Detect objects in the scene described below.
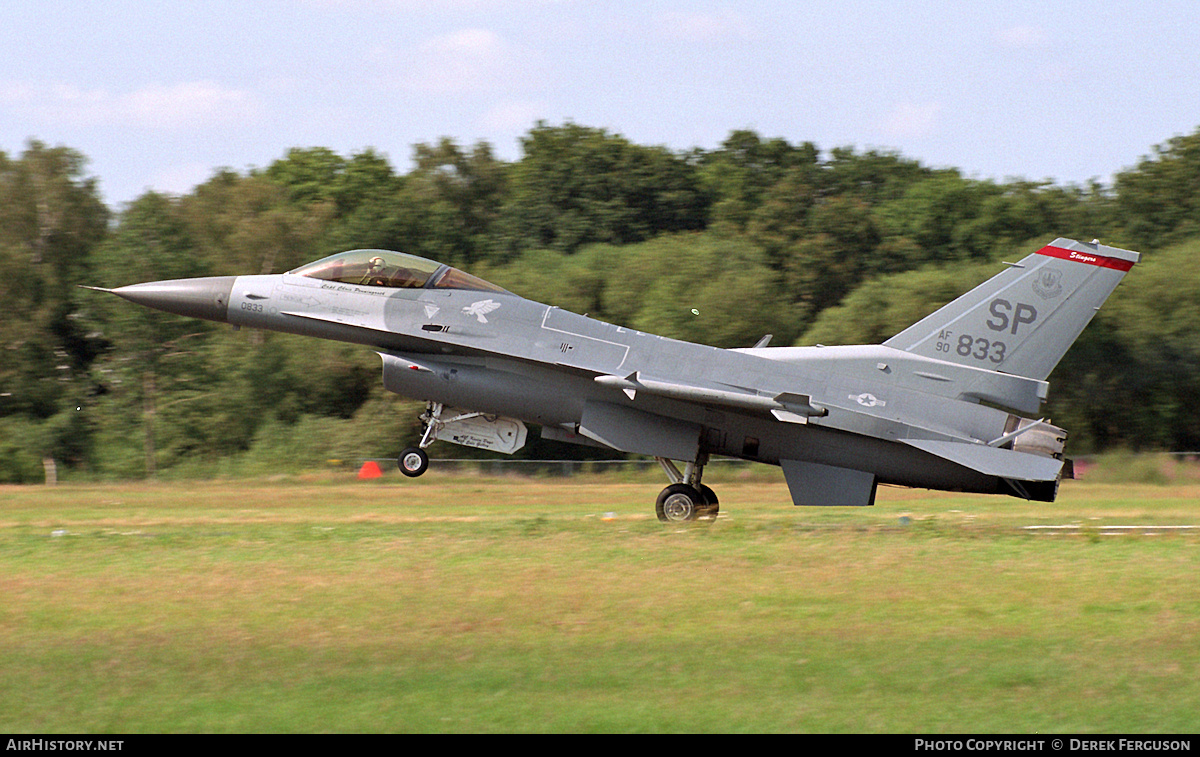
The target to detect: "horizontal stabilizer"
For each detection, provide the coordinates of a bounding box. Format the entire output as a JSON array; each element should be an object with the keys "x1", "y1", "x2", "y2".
[{"x1": 901, "y1": 438, "x2": 1063, "y2": 481}]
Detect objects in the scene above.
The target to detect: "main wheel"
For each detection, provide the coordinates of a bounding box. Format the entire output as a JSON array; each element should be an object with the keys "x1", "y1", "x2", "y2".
[
  {"x1": 697, "y1": 484, "x2": 720, "y2": 520},
  {"x1": 656, "y1": 483, "x2": 703, "y2": 522},
  {"x1": 398, "y1": 447, "x2": 429, "y2": 478}
]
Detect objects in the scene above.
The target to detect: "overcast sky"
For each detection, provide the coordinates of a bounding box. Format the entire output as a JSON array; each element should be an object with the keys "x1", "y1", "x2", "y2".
[{"x1": 4, "y1": 0, "x2": 1199, "y2": 209}]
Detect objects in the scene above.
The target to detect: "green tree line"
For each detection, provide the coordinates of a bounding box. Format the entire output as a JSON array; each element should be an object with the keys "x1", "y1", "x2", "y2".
[{"x1": 3, "y1": 123, "x2": 1199, "y2": 481}]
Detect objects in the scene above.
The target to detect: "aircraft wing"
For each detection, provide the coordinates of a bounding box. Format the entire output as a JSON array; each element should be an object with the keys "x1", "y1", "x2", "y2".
[{"x1": 900, "y1": 438, "x2": 1063, "y2": 481}]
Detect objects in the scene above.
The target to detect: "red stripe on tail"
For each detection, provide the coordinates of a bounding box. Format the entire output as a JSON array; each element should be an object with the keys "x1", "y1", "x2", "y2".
[{"x1": 1036, "y1": 245, "x2": 1135, "y2": 271}]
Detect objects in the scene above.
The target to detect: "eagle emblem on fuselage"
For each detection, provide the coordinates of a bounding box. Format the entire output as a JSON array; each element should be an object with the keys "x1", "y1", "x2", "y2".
[{"x1": 463, "y1": 299, "x2": 501, "y2": 323}]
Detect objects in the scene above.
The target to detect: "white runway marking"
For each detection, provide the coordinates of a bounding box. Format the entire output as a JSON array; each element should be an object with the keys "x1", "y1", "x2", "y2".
[{"x1": 1022, "y1": 525, "x2": 1197, "y2": 535}]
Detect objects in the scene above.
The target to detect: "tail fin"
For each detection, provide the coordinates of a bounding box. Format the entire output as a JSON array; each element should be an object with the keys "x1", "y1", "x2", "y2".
[{"x1": 883, "y1": 238, "x2": 1139, "y2": 380}]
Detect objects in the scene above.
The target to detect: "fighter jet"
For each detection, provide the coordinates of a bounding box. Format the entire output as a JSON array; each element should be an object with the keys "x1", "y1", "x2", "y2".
[{"x1": 91, "y1": 237, "x2": 1139, "y2": 521}]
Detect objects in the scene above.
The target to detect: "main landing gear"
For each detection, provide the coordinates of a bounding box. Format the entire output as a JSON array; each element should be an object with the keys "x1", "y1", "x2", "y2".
[{"x1": 654, "y1": 454, "x2": 718, "y2": 522}]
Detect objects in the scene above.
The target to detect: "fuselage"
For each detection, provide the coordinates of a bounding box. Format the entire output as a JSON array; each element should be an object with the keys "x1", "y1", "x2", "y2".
[
  {"x1": 209, "y1": 268, "x2": 1035, "y2": 497},
  {"x1": 101, "y1": 239, "x2": 1149, "y2": 509}
]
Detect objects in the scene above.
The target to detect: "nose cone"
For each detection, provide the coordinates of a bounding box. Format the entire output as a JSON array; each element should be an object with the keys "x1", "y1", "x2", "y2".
[{"x1": 108, "y1": 276, "x2": 237, "y2": 323}]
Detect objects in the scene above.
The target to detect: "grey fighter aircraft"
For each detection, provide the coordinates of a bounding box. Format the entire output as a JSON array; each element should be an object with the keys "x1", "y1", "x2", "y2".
[{"x1": 92, "y1": 237, "x2": 1138, "y2": 521}]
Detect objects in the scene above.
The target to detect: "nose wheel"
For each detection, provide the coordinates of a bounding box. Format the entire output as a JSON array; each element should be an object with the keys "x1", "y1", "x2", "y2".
[
  {"x1": 654, "y1": 456, "x2": 719, "y2": 522},
  {"x1": 398, "y1": 447, "x2": 429, "y2": 477}
]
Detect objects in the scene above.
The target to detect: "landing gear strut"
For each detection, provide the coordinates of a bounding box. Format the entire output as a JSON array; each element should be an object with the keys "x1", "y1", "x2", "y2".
[{"x1": 654, "y1": 454, "x2": 718, "y2": 522}]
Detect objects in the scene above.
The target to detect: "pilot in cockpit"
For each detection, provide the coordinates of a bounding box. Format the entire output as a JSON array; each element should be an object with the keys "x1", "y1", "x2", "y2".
[{"x1": 363, "y1": 256, "x2": 389, "y2": 286}]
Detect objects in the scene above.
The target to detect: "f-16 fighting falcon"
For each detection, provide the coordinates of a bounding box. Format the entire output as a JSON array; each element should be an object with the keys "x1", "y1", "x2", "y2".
[{"x1": 91, "y1": 237, "x2": 1139, "y2": 522}]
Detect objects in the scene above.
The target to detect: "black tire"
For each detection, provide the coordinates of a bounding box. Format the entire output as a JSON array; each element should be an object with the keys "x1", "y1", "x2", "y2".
[
  {"x1": 656, "y1": 483, "x2": 703, "y2": 522},
  {"x1": 697, "y1": 484, "x2": 720, "y2": 520},
  {"x1": 398, "y1": 447, "x2": 429, "y2": 478}
]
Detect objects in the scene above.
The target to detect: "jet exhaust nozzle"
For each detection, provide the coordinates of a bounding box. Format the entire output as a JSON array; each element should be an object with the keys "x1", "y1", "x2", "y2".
[{"x1": 106, "y1": 276, "x2": 237, "y2": 323}]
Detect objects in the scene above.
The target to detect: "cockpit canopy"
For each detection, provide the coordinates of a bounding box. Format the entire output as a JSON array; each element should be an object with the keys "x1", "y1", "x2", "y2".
[{"x1": 289, "y1": 250, "x2": 509, "y2": 294}]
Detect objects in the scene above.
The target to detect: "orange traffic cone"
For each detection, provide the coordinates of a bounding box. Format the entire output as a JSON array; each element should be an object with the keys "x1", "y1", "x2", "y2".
[{"x1": 357, "y1": 460, "x2": 383, "y2": 479}]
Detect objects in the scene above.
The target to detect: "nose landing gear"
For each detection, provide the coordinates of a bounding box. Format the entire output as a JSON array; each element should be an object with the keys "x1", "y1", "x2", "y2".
[
  {"x1": 397, "y1": 402, "x2": 443, "y2": 478},
  {"x1": 397, "y1": 401, "x2": 532, "y2": 478}
]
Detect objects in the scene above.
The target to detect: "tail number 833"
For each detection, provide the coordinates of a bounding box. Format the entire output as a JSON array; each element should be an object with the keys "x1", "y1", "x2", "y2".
[{"x1": 938, "y1": 334, "x2": 1007, "y2": 363}]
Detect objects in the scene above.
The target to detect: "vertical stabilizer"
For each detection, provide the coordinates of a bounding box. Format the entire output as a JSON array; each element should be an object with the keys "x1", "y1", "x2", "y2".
[{"x1": 883, "y1": 238, "x2": 1139, "y2": 380}]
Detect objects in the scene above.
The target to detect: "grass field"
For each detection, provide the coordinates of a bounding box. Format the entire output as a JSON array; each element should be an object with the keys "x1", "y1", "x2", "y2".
[{"x1": 1, "y1": 468, "x2": 1198, "y2": 733}]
